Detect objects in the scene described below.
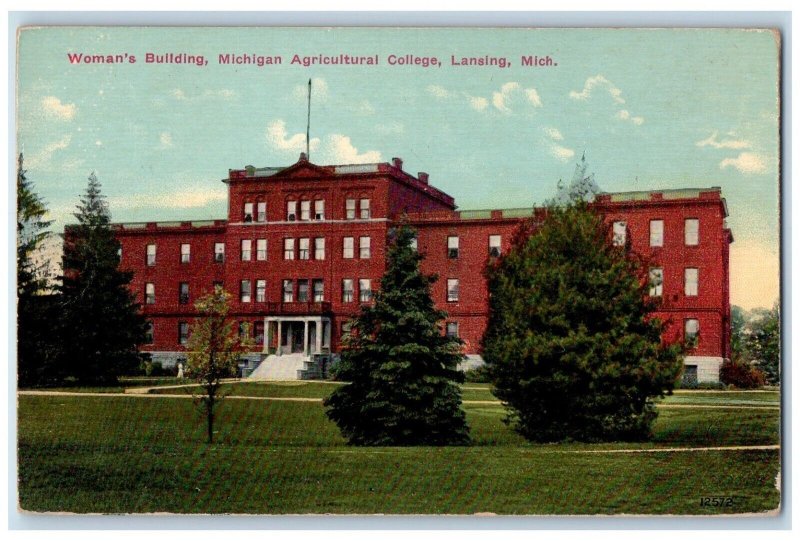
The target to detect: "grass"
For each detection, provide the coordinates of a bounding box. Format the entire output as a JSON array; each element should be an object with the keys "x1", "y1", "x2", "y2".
[
  {"x1": 26, "y1": 377, "x2": 184, "y2": 394},
  {"x1": 17, "y1": 389, "x2": 781, "y2": 515}
]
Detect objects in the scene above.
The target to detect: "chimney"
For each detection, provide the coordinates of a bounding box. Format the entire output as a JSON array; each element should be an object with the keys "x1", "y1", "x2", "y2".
[
  {"x1": 299, "y1": 152, "x2": 308, "y2": 162},
  {"x1": 418, "y1": 172, "x2": 429, "y2": 184},
  {"x1": 392, "y1": 157, "x2": 403, "y2": 170}
]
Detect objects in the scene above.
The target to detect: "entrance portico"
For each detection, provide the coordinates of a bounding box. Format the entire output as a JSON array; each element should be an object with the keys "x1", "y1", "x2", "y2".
[{"x1": 265, "y1": 316, "x2": 332, "y2": 356}]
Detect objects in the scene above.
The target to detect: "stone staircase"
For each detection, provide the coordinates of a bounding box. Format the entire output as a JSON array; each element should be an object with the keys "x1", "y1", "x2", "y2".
[
  {"x1": 247, "y1": 353, "x2": 309, "y2": 380},
  {"x1": 298, "y1": 354, "x2": 333, "y2": 380}
]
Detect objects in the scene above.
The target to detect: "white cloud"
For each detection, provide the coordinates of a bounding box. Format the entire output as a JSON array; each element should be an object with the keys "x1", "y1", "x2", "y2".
[
  {"x1": 95, "y1": 140, "x2": 102, "y2": 146},
  {"x1": 375, "y1": 121, "x2": 405, "y2": 135},
  {"x1": 729, "y1": 239, "x2": 779, "y2": 310},
  {"x1": 525, "y1": 88, "x2": 543, "y2": 108},
  {"x1": 696, "y1": 131, "x2": 751, "y2": 150},
  {"x1": 427, "y1": 84, "x2": 455, "y2": 99},
  {"x1": 293, "y1": 77, "x2": 329, "y2": 102},
  {"x1": 550, "y1": 144, "x2": 575, "y2": 162},
  {"x1": 570, "y1": 75, "x2": 625, "y2": 104},
  {"x1": 265, "y1": 119, "x2": 320, "y2": 153},
  {"x1": 468, "y1": 96, "x2": 488, "y2": 111},
  {"x1": 170, "y1": 88, "x2": 187, "y2": 100},
  {"x1": 26, "y1": 135, "x2": 72, "y2": 169},
  {"x1": 719, "y1": 152, "x2": 767, "y2": 174},
  {"x1": 544, "y1": 127, "x2": 564, "y2": 141},
  {"x1": 41, "y1": 96, "x2": 76, "y2": 120},
  {"x1": 159, "y1": 132, "x2": 173, "y2": 148},
  {"x1": 631, "y1": 116, "x2": 645, "y2": 125},
  {"x1": 616, "y1": 109, "x2": 645, "y2": 125},
  {"x1": 113, "y1": 188, "x2": 228, "y2": 210},
  {"x1": 321, "y1": 134, "x2": 382, "y2": 164},
  {"x1": 492, "y1": 82, "x2": 520, "y2": 113},
  {"x1": 170, "y1": 88, "x2": 235, "y2": 101}
]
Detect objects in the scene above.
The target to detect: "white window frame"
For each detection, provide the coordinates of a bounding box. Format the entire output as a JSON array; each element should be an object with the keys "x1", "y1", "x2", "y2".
[
  {"x1": 256, "y1": 239, "x2": 267, "y2": 261},
  {"x1": 180, "y1": 243, "x2": 191, "y2": 263},
  {"x1": 612, "y1": 221, "x2": 627, "y2": 247},
  {"x1": 314, "y1": 199, "x2": 325, "y2": 220},
  {"x1": 299, "y1": 238, "x2": 310, "y2": 260},
  {"x1": 343, "y1": 237, "x2": 354, "y2": 259},
  {"x1": 284, "y1": 238, "x2": 295, "y2": 260},
  {"x1": 685, "y1": 218, "x2": 699, "y2": 246},
  {"x1": 241, "y1": 239, "x2": 252, "y2": 261},
  {"x1": 489, "y1": 235, "x2": 501, "y2": 257},
  {"x1": 257, "y1": 201, "x2": 267, "y2": 222},
  {"x1": 448, "y1": 236, "x2": 459, "y2": 259},
  {"x1": 360, "y1": 236, "x2": 371, "y2": 259},
  {"x1": 313, "y1": 279, "x2": 324, "y2": 302},
  {"x1": 145, "y1": 283, "x2": 155, "y2": 305},
  {"x1": 282, "y1": 279, "x2": 293, "y2": 303},
  {"x1": 300, "y1": 200, "x2": 311, "y2": 221},
  {"x1": 346, "y1": 198, "x2": 356, "y2": 220},
  {"x1": 240, "y1": 280, "x2": 251, "y2": 303},
  {"x1": 287, "y1": 200, "x2": 297, "y2": 221},
  {"x1": 214, "y1": 242, "x2": 225, "y2": 263},
  {"x1": 685, "y1": 268, "x2": 699, "y2": 297},
  {"x1": 146, "y1": 244, "x2": 156, "y2": 266},
  {"x1": 446, "y1": 321, "x2": 459, "y2": 338},
  {"x1": 255, "y1": 279, "x2": 266, "y2": 302},
  {"x1": 360, "y1": 198, "x2": 371, "y2": 219},
  {"x1": 179, "y1": 282, "x2": 189, "y2": 304},
  {"x1": 297, "y1": 280, "x2": 309, "y2": 303},
  {"x1": 649, "y1": 268, "x2": 664, "y2": 297},
  {"x1": 342, "y1": 279, "x2": 354, "y2": 303},
  {"x1": 650, "y1": 220, "x2": 664, "y2": 247},
  {"x1": 179, "y1": 322, "x2": 189, "y2": 345},
  {"x1": 359, "y1": 279, "x2": 372, "y2": 302},
  {"x1": 243, "y1": 202, "x2": 253, "y2": 223},
  {"x1": 685, "y1": 318, "x2": 700, "y2": 341},
  {"x1": 314, "y1": 237, "x2": 325, "y2": 260},
  {"x1": 447, "y1": 279, "x2": 460, "y2": 302}
]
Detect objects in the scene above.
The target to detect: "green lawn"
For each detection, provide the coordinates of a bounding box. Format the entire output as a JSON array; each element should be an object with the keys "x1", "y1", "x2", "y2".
[
  {"x1": 28, "y1": 377, "x2": 186, "y2": 394},
  {"x1": 17, "y1": 390, "x2": 781, "y2": 515}
]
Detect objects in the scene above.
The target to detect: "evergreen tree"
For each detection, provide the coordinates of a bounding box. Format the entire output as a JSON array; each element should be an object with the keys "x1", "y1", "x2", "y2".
[
  {"x1": 324, "y1": 225, "x2": 470, "y2": 446},
  {"x1": 747, "y1": 302, "x2": 780, "y2": 385},
  {"x1": 59, "y1": 172, "x2": 148, "y2": 384},
  {"x1": 17, "y1": 153, "x2": 57, "y2": 386},
  {"x1": 483, "y1": 198, "x2": 683, "y2": 443},
  {"x1": 186, "y1": 287, "x2": 252, "y2": 444}
]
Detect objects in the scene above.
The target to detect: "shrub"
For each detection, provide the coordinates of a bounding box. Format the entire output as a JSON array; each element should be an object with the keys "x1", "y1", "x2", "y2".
[
  {"x1": 464, "y1": 364, "x2": 492, "y2": 383},
  {"x1": 719, "y1": 360, "x2": 766, "y2": 389}
]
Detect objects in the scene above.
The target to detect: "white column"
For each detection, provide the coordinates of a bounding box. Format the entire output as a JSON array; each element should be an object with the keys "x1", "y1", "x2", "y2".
[
  {"x1": 315, "y1": 318, "x2": 322, "y2": 353},
  {"x1": 276, "y1": 320, "x2": 282, "y2": 356},
  {"x1": 303, "y1": 320, "x2": 309, "y2": 356},
  {"x1": 264, "y1": 318, "x2": 271, "y2": 354}
]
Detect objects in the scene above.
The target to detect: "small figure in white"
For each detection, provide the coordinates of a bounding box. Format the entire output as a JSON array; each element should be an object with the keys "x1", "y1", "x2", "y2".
[{"x1": 177, "y1": 362, "x2": 184, "y2": 379}]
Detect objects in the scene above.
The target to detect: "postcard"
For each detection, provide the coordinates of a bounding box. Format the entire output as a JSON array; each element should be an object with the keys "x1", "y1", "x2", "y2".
[{"x1": 15, "y1": 25, "x2": 781, "y2": 517}]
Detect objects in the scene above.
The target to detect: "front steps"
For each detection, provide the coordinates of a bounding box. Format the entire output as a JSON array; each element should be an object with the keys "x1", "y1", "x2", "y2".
[{"x1": 246, "y1": 353, "x2": 332, "y2": 381}]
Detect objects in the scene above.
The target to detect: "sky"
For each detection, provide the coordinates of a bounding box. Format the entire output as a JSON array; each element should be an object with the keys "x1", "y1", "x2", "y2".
[{"x1": 16, "y1": 27, "x2": 780, "y2": 310}]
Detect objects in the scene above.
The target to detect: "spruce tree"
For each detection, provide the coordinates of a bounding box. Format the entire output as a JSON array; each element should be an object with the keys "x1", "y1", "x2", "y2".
[
  {"x1": 59, "y1": 173, "x2": 148, "y2": 384},
  {"x1": 324, "y1": 225, "x2": 470, "y2": 446},
  {"x1": 17, "y1": 153, "x2": 57, "y2": 386},
  {"x1": 483, "y1": 199, "x2": 683, "y2": 443}
]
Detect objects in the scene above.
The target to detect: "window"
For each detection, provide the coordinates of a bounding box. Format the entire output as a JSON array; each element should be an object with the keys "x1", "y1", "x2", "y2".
[
  {"x1": 447, "y1": 279, "x2": 460, "y2": 302},
  {"x1": 238, "y1": 322, "x2": 249, "y2": 340},
  {"x1": 283, "y1": 279, "x2": 293, "y2": 302},
  {"x1": 612, "y1": 221, "x2": 627, "y2": 246},
  {"x1": 240, "y1": 280, "x2": 251, "y2": 303},
  {"x1": 144, "y1": 322, "x2": 154, "y2": 344},
  {"x1": 342, "y1": 321, "x2": 353, "y2": 337},
  {"x1": 298, "y1": 280, "x2": 309, "y2": 302},
  {"x1": 650, "y1": 220, "x2": 664, "y2": 247},
  {"x1": 117, "y1": 246, "x2": 122, "y2": 260},
  {"x1": 284, "y1": 238, "x2": 295, "y2": 260},
  {"x1": 685, "y1": 218, "x2": 699, "y2": 246},
  {"x1": 345, "y1": 198, "x2": 356, "y2": 220},
  {"x1": 241, "y1": 239, "x2": 252, "y2": 261},
  {"x1": 287, "y1": 200, "x2": 297, "y2": 221},
  {"x1": 178, "y1": 322, "x2": 189, "y2": 345},
  {"x1": 446, "y1": 321, "x2": 459, "y2": 338},
  {"x1": 179, "y1": 282, "x2": 189, "y2": 305},
  {"x1": 313, "y1": 279, "x2": 324, "y2": 302},
  {"x1": 257, "y1": 201, "x2": 267, "y2": 222},
  {"x1": 359, "y1": 236, "x2": 371, "y2": 259},
  {"x1": 649, "y1": 268, "x2": 663, "y2": 297},
  {"x1": 180, "y1": 243, "x2": 191, "y2": 263},
  {"x1": 448, "y1": 236, "x2": 459, "y2": 259},
  {"x1": 410, "y1": 235, "x2": 418, "y2": 251},
  {"x1": 489, "y1": 235, "x2": 501, "y2": 257},
  {"x1": 256, "y1": 279, "x2": 266, "y2": 302},
  {"x1": 256, "y1": 239, "x2": 267, "y2": 261},
  {"x1": 682, "y1": 365, "x2": 698, "y2": 385},
  {"x1": 243, "y1": 202, "x2": 253, "y2": 223},
  {"x1": 300, "y1": 200, "x2": 311, "y2": 221},
  {"x1": 342, "y1": 279, "x2": 354, "y2": 303},
  {"x1": 254, "y1": 321, "x2": 265, "y2": 345},
  {"x1": 314, "y1": 238, "x2": 325, "y2": 260},
  {"x1": 685, "y1": 268, "x2": 699, "y2": 296},
  {"x1": 314, "y1": 199, "x2": 325, "y2": 220},
  {"x1": 685, "y1": 318, "x2": 700, "y2": 341},
  {"x1": 146, "y1": 244, "x2": 156, "y2": 266},
  {"x1": 212, "y1": 281, "x2": 223, "y2": 293},
  {"x1": 343, "y1": 237, "x2": 354, "y2": 259},
  {"x1": 145, "y1": 283, "x2": 155, "y2": 304},
  {"x1": 214, "y1": 242, "x2": 225, "y2": 263},
  {"x1": 359, "y1": 279, "x2": 372, "y2": 302},
  {"x1": 360, "y1": 198, "x2": 371, "y2": 219},
  {"x1": 299, "y1": 238, "x2": 310, "y2": 260}
]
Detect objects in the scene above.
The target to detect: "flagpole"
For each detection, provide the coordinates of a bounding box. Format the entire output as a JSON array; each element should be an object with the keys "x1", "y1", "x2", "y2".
[{"x1": 306, "y1": 78, "x2": 312, "y2": 159}]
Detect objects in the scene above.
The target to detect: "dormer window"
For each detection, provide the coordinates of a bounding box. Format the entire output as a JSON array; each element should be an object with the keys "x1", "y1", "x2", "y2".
[{"x1": 287, "y1": 200, "x2": 297, "y2": 221}]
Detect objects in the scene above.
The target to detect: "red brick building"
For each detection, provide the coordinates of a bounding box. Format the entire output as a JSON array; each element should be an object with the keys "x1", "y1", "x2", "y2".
[{"x1": 114, "y1": 154, "x2": 733, "y2": 382}]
